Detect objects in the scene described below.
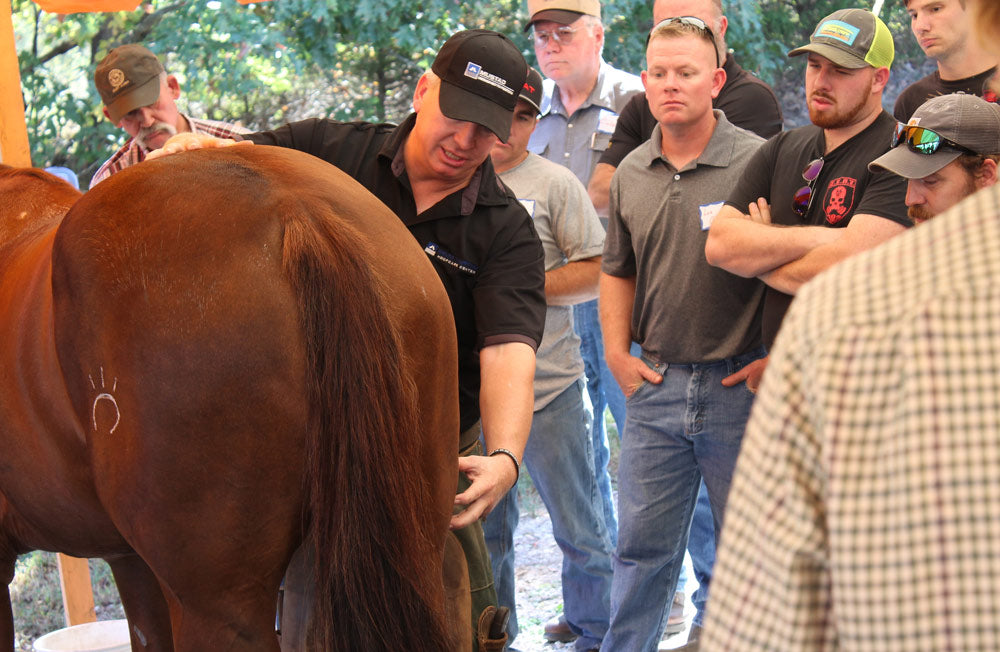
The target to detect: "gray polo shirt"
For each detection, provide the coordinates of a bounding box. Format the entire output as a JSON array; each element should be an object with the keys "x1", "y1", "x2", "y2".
[
  {"x1": 603, "y1": 111, "x2": 765, "y2": 363},
  {"x1": 528, "y1": 60, "x2": 643, "y2": 188},
  {"x1": 499, "y1": 153, "x2": 605, "y2": 410}
]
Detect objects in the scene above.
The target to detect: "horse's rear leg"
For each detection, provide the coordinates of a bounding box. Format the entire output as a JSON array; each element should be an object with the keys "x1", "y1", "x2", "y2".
[
  {"x1": 167, "y1": 588, "x2": 281, "y2": 652},
  {"x1": 105, "y1": 553, "x2": 174, "y2": 651}
]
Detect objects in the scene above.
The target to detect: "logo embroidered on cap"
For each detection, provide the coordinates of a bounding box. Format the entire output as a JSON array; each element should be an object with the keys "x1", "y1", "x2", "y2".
[
  {"x1": 108, "y1": 69, "x2": 129, "y2": 92},
  {"x1": 464, "y1": 61, "x2": 515, "y2": 95},
  {"x1": 815, "y1": 20, "x2": 860, "y2": 46}
]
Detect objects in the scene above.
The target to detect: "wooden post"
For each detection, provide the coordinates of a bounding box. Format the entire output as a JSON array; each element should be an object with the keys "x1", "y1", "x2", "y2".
[
  {"x1": 3, "y1": 4, "x2": 96, "y2": 626},
  {"x1": 0, "y1": 0, "x2": 31, "y2": 166},
  {"x1": 56, "y1": 555, "x2": 96, "y2": 626}
]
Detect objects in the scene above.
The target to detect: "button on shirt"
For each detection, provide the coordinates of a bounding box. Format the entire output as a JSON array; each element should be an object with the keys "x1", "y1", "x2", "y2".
[{"x1": 528, "y1": 60, "x2": 643, "y2": 187}]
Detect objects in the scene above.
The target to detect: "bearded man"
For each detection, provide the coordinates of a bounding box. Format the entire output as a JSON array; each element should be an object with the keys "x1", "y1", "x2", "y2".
[{"x1": 705, "y1": 8, "x2": 910, "y2": 350}]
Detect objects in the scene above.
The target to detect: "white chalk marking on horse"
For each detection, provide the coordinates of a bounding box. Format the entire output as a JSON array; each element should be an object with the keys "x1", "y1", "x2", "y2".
[{"x1": 91, "y1": 367, "x2": 121, "y2": 434}]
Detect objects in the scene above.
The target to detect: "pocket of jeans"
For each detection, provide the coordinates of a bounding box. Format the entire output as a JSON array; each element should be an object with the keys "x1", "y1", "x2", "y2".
[{"x1": 627, "y1": 358, "x2": 664, "y2": 401}]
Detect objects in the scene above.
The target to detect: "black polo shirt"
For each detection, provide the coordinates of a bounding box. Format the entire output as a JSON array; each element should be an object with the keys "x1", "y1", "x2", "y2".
[
  {"x1": 245, "y1": 115, "x2": 546, "y2": 432},
  {"x1": 598, "y1": 53, "x2": 784, "y2": 168},
  {"x1": 724, "y1": 110, "x2": 910, "y2": 348}
]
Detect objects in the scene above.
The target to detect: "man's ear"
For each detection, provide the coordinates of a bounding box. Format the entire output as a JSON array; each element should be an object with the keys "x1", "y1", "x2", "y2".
[
  {"x1": 872, "y1": 66, "x2": 890, "y2": 94},
  {"x1": 102, "y1": 105, "x2": 116, "y2": 125},
  {"x1": 413, "y1": 73, "x2": 431, "y2": 112},
  {"x1": 166, "y1": 74, "x2": 181, "y2": 100},
  {"x1": 976, "y1": 157, "x2": 998, "y2": 190}
]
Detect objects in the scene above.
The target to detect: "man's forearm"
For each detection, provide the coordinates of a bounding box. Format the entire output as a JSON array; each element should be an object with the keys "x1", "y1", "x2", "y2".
[
  {"x1": 545, "y1": 257, "x2": 601, "y2": 306},
  {"x1": 760, "y1": 213, "x2": 908, "y2": 294},
  {"x1": 479, "y1": 341, "x2": 536, "y2": 462},
  {"x1": 705, "y1": 209, "x2": 840, "y2": 278},
  {"x1": 587, "y1": 163, "x2": 616, "y2": 216},
  {"x1": 599, "y1": 272, "x2": 637, "y2": 363}
]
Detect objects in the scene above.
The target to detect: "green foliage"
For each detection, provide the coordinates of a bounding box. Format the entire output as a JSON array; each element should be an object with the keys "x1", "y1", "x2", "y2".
[
  {"x1": 726, "y1": 0, "x2": 927, "y2": 84},
  {"x1": 10, "y1": 0, "x2": 928, "y2": 186}
]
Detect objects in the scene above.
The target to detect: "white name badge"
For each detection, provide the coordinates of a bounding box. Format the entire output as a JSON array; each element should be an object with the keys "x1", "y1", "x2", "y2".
[
  {"x1": 519, "y1": 198, "x2": 536, "y2": 218},
  {"x1": 597, "y1": 108, "x2": 618, "y2": 134},
  {"x1": 699, "y1": 201, "x2": 724, "y2": 230}
]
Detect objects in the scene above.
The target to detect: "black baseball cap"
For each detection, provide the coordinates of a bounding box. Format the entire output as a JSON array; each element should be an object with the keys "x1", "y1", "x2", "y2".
[
  {"x1": 520, "y1": 67, "x2": 544, "y2": 114},
  {"x1": 431, "y1": 30, "x2": 528, "y2": 143}
]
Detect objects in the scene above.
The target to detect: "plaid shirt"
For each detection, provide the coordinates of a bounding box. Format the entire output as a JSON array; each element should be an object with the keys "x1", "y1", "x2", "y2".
[
  {"x1": 703, "y1": 184, "x2": 1000, "y2": 652},
  {"x1": 89, "y1": 115, "x2": 249, "y2": 189}
]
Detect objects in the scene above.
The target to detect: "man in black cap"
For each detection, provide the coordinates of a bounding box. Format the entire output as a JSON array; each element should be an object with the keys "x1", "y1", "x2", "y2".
[
  {"x1": 153, "y1": 29, "x2": 543, "y2": 649},
  {"x1": 91, "y1": 44, "x2": 247, "y2": 188},
  {"x1": 871, "y1": 93, "x2": 1000, "y2": 222}
]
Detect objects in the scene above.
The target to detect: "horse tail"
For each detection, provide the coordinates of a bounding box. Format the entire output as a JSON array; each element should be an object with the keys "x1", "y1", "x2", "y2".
[{"x1": 281, "y1": 213, "x2": 452, "y2": 651}]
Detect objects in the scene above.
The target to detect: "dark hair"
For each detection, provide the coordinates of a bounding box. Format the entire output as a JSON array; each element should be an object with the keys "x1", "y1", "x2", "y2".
[{"x1": 956, "y1": 153, "x2": 1000, "y2": 178}]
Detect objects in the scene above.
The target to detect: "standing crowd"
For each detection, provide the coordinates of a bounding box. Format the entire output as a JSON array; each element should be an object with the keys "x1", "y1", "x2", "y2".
[{"x1": 82, "y1": 0, "x2": 1000, "y2": 649}]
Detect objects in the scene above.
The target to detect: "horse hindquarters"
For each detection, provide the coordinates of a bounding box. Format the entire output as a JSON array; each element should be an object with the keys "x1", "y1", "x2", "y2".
[{"x1": 51, "y1": 148, "x2": 461, "y2": 651}]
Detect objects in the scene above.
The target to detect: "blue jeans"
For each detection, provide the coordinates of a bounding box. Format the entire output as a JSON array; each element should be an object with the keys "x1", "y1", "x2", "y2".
[
  {"x1": 574, "y1": 298, "x2": 626, "y2": 545},
  {"x1": 604, "y1": 347, "x2": 764, "y2": 652},
  {"x1": 688, "y1": 481, "x2": 715, "y2": 626},
  {"x1": 483, "y1": 379, "x2": 614, "y2": 651}
]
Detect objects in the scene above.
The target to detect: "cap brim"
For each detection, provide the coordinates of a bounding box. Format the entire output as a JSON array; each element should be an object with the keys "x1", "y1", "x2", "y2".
[
  {"x1": 524, "y1": 9, "x2": 583, "y2": 31},
  {"x1": 788, "y1": 43, "x2": 868, "y2": 69},
  {"x1": 868, "y1": 145, "x2": 962, "y2": 179},
  {"x1": 106, "y1": 75, "x2": 162, "y2": 124},
  {"x1": 438, "y1": 80, "x2": 513, "y2": 143}
]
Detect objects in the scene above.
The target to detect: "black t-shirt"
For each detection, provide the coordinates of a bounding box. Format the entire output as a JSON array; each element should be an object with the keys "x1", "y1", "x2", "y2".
[
  {"x1": 893, "y1": 66, "x2": 998, "y2": 121},
  {"x1": 245, "y1": 115, "x2": 547, "y2": 433},
  {"x1": 725, "y1": 111, "x2": 911, "y2": 348},
  {"x1": 598, "y1": 53, "x2": 783, "y2": 168}
]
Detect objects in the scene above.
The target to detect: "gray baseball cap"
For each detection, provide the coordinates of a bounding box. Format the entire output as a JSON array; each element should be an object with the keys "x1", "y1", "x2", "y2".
[{"x1": 869, "y1": 93, "x2": 1000, "y2": 179}]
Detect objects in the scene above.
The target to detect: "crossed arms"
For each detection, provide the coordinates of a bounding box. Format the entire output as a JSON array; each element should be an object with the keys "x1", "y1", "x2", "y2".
[{"x1": 704, "y1": 198, "x2": 907, "y2": 295}]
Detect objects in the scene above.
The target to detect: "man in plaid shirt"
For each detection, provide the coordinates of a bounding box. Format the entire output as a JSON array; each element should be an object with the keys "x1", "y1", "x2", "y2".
[
  {"x1": 702, "y1": 2, "x2": 1000, "y2": 647},
  {"x1": 90, "y1": 44, "x2": 247, "y2": 189}
]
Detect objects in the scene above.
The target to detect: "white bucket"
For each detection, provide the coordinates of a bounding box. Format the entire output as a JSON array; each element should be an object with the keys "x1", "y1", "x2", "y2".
[{"x1": 33, "y1": 619, "x2": 131, "y2": 652}]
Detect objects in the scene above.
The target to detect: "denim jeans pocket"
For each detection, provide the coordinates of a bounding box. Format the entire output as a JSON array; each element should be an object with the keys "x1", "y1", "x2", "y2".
[{"x1": 628, "y1": 355, "x2": 666, "y2": 402}]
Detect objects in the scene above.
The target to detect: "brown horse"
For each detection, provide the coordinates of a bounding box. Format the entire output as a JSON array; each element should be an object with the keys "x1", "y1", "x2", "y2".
[{"x1": 0, "y1": 148, "x2": 467, "y2": 651}]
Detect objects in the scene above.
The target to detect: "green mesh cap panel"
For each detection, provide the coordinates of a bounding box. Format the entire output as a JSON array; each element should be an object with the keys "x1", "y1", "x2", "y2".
[{"x1": 865, "y1": 15, "x2": 895, "y2": 69}]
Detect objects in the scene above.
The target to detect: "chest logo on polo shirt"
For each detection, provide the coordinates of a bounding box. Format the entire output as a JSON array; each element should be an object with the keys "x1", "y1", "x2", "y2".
[
  {"x1": 424, "y1": 242, "x2": 478, "y2": 276},
  {"x1": 823, "y1": 176, "x2": 857, "y2": 225}
]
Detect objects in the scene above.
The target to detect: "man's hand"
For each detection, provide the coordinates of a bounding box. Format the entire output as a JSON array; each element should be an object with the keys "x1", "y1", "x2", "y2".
[
  {"x1": 146, "y1": 132, "x2": 251, "y2": 160},
  {"x1": 747, "y1": 197, "x2": 773, "y2": 224},
  {"x1": 450, "y1": 453, "x2": 519, "y2": 530},
  {"x1": 721, "y1": 356, "x2": 768, "y2": 393},
  {"x1": 607, "y1": 350, "x2": 663, "y2": 398}
]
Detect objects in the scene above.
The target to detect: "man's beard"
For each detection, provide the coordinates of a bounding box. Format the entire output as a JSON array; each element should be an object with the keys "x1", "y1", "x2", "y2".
[
  {"x1": 135, "y1": 121, "x2": 178, "y2": 150},
  {"x1": 808, "y1": 80, "x2": 872, "y2": 130}
]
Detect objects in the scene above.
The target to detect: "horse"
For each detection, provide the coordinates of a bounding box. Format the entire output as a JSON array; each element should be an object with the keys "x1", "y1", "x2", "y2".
[{"x1": 0, "y1": 147, "x2": 468, "y2": 651}]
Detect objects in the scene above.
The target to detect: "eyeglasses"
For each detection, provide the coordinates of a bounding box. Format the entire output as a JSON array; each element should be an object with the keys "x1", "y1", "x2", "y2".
[
  {"x1": 791, "y1": 157, "x2": 824, "y2": 217},
  {"x1": 532, "y1": 25, "x2": 581, "y2": 48},
  {"x1": 647, "y1": 16, "x2": 720, "y2": 68},
  {"x1": 892, "y1": 123, "x2": 972, "y2": 155}
]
